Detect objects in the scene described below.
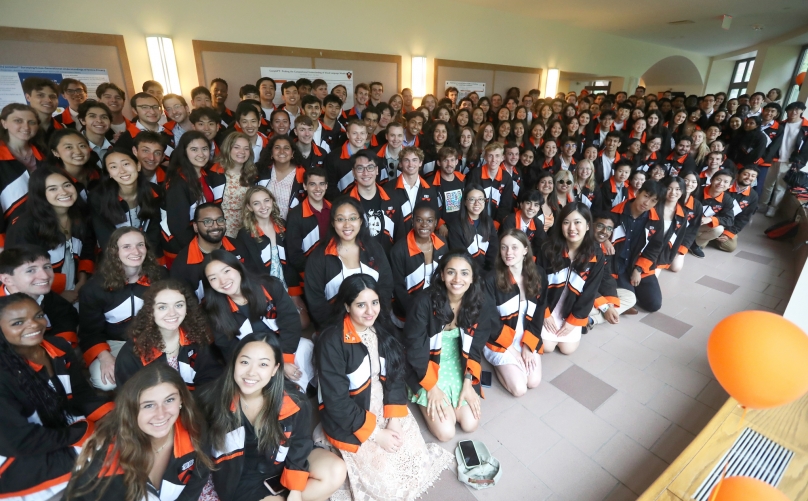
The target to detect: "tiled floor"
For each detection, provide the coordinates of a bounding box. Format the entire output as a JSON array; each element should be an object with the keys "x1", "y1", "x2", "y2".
[{"x1": 417, "y1": 214, "x2": 797, "y2": 501}]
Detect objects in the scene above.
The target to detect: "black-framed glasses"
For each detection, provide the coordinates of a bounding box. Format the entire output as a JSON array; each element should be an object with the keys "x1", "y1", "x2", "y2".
[
  {"x1": 557, "y1": 180, "x2": 573, "y2": 185},
  {"x1": 197, "y1": 217, "x2": 226, "y2": 227}
]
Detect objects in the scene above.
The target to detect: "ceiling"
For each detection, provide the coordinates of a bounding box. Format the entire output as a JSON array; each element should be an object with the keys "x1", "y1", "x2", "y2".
[{"x1": 448, "y1": 0, "x2": 808, "y2": 56}]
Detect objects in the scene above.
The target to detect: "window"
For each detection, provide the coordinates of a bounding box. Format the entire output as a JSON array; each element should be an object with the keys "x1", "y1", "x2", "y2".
[
  {"x1": 785, "y1": 45, "x2": 808, "y2": 107},
  {"x1": 586, "y1": 80, "x2": 611, "y2": 94},
  {"x1": 727, "y1": 57, "x2": 755, "y2": 99}
]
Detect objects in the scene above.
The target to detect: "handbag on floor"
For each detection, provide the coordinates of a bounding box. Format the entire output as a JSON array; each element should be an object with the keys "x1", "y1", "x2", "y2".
[{"x1": 455, "y1": 440, "x2": 502, "y2": 489}]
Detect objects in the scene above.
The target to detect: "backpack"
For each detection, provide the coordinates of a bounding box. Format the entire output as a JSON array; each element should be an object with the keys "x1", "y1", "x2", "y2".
[{"x1": 764, "y1": 208, "x2": 800, "y2": 240}]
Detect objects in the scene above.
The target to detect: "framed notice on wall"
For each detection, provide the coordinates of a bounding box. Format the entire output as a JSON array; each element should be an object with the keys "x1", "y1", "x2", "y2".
[
  {"x1": 260, "y1": 67, "x2": 355, "y2": 107},
  {"x1": 0, "y1": 65, "x2": 109, "y2": 111},
  {"x1": 445, "y1": 80, "x2": 486, "y2": 99}
]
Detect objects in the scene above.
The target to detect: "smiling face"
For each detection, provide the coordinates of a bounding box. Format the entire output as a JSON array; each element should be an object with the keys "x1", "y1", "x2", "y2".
[
  {"x1": 238, "y1": 111, "x2": 259, "y2": 138},
  {"x1": 413, "y1": 207, "x2": 437, "y2": 240},
  {"x1": 346, "y1": 287, "x2": 380, "y2": 329},
  {"x1": 271, "y1": 139, "x2": 293, "y2": 165},
  {"x1": 82, "y1": 106, "x2": 111, "y2": 138},
  {"x1": 439, "y1": 155, "x2": 458, "y2": 176},
  {"x1": 684, "y1": 173, "x2": 699, "y2": 194},
  {"x1": 186, "y1": 138, "x2": 210, "y2": 168},
  {"x1": 163, "y1": 96, "x2": 189, "y2": 124},
  {"x1": 305, "y1": 174, "x2": 327, "y2": 202},
  {"x1": 0, "y1": 256, "x2": 53, "y2": 296},
  {"x1": 520, "y1": 150, "x2": 534, "y2": 167},
  {"x1": 134, "y1": 141, "x2": 165, "y2": 173},
  {"x1": 520, "y1": 199, "x2": 542, "y2": 220},
  {"x1": 44, "y1": 173, "x2": 77, "y2": 208},
  {"x1": 228, "y1": 137, "x2": 250, "y2": 165},
  {"x1": 25, "y1": 86, "x2": 58, "y2": 116},
  {"x1": 0, "y1": 298, "x2": 47, "y2": 349},
  {"x1": 433, "y1": 124, "x2": 448, "y2": 145},
  {"x1": 205, "y1": 259, "x2": 243, "y2": 297},
  {"x1": 459, "y1": 128, "x2": 473, "y2": 149},
  {"x1": 400, "y1": 153, "x2": 421, "y2": 177},
  {"x1": 500, "y1": 234, "x2": 528, "y2": 268},
  {"x1": 194, "y1": 206, "x2": 226, "y2": 243},
  {"x1": 235, "y1": 340, "x2": 280, "y2": 398},
  {"x1": 1, "y1": 109, "x2": 38, "y2": 143},
  {"x1": 482, "y1": 125, "x2": 494, "y2": 142},
  {"x1": 441, "y1": 256, "x2": 473, "y2": 298},
  {"x1": 332, "y1": 203, "x2": 361, "y2": 243},
  {"x1": 561, "y1": 210, "x2": 589, "y2": 244},
  {"x1": 117, "y1": 230, "x2": 147, "y2": 269},
  {"x1": 53, "y1": 134, "x2": 91, "y2": 168},
  {"x1": 134, "y1": 96, "x2": 161, "y2": 126},
  {"x1": 137, "y1": 382, "x2": 181, "y2": 439},
  {"x1": 259, "y1": 81, "x2": 276, "y2": 103},
  {"x1": 153, "y1": 288, "x2": 186, "y2": 333},
  {"x1": 711, "y1": 174, "x2": 732, "y2": 193},
  {"x1": 666, "y1": 181, "x2": 682, "y2": 203},
  {"x1": 194, "y1": 116, "x2": 219, "y2": 141},
  {"x1": 211, "y1": 81, "x2": 228, "y2": 106},
  {"x1": 538, "y1": 176, "x2": 554, "y2": 195},
  {"x1": 99, "y1": 88, "x2": 124, "y2": 114},
  {"x1": 248, "y1": 190, "x2": 275, "y2": 221},
  {"x1": 465, "y1": 189, "x2": 485, "y2": 217},
  {"x1": 271, "y1": 113, "x2": 290, "y2": 136},
  {"x1": 630, "y1": 172, "x2": 646, "y2": 191},
  {"x1": 105, "y1": 151, "x2": 140, "y2": 188}
]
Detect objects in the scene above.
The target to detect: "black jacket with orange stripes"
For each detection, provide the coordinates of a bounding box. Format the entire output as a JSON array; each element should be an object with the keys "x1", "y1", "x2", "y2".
[
  {"x1": 78, "y1": 267, "x2": 168, "y2": 367},
  {"x1": 594, "y1": 243, "x2": 620, "y2": 311},
  {"x1": 325, "y1": 142, "x2": 360, "y2": 200},
  {"x1": 723, "y1": 183, "x2": 758, "y2": 239},
  {"x1": 236, "y1": 225, "x2": 302, "y2": 297},
  {"x1": 304, "y1": 236, "x2": 393, "y2": 329},
  {"x1": 390, "y1": 231, "x2": 447, "y2": 322},
  {"x1": 499, "y1": 210, "x2": 547, "y2": 258},
  {"x1": 465, "y1": 164, "x2": 514, "y2": 225},
  {"x1": 160, "y1": 165, "x2": 226, "y2": 260},
  {"x1": 88, "y1": 182, "x2": 163, "y2": 254},
  {"x1": 655, "y1": 203, "x2": 690, "y2": 269},
  {"x1": 609, "y1": 199, "x2": 666, "y2": 278},
  {"x1": 169, "y1": 236, "x2": 244, "y2": 300},
  {"x1": 385, "y1": 175, "x2": 442, "y2": 241},
  {"x1": 660, "y1": 151, "x2": 697, "y2": 177},
  {"x1": 695, "y1": 187, "x2": 736, "y2": 231},
  {"x1": 298, "y1": 141, "x2": 327, "y2": 170},
  {"x1": 114, "y1": 328, "x2": 223, "y2": 390},
  {"x1": 0, "y1": 143, "x2": 45, "y2": 246},
  {"x1": 285, "y1": 198, "x2": 331, "y2": 280},
  {"x1": 402, "y1": 290, "x2": 496, "y2": 397},
  {"x1": 208, "y1": 390, "x2": 312, "y2": 499},
  {"x1": 0, "y1": 337, "x2": 113, "y2": 499},
  {"x1": 447, "y1": 216, "x2": 499, "y2": 272},
  {"x1": 536, "y1": 247, "x2": 605, "y2": 327},
  {"x1": 594, "y1": 177, "x2": 629, "y2": 213},
  {"x1": 483, "y1": 266, "x2": 547, "y2": 354},
  {"x1": 68, "y1": 419, "x2": 209, "y2": 501},
  {"x1": 347, "y1": 184, "x2": 398, "y2": 254},
  {"x1": 316, "y1": 315, "x2": 409, "y2": 453}
]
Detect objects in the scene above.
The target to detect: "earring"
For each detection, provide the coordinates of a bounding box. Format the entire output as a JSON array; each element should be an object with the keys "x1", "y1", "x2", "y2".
[{"x1": 179, "y1": 404, "x2": 183, "y2": 409}]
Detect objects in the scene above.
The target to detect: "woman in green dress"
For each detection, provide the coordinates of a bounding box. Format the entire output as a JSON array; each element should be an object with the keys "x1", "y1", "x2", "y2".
[{"x1": 403, "y1": 250, "x2": 495, "y2": 442}]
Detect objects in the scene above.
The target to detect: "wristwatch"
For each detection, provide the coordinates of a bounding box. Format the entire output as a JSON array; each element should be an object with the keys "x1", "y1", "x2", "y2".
[
  {"x1": 598, "y1": 304, "x2": 611, "y2": 313},
  {"x1": 464, "y1": 373, "x2": 473, "y2": 381}
]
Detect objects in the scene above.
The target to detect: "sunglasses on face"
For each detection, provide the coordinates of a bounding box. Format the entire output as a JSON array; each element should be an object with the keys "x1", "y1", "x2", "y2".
[{"x1": 557, "y1": 180, "x2": 573, "y2": 185}]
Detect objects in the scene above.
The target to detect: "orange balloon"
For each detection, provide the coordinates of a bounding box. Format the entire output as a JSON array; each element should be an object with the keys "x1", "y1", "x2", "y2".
[
  {"x1": 707, "y1": 311, "x2": 808, "y2": 409},
  {"x1": 797, "y1": 72, "x2": 806, "y2": 86},
  {"x1": 710, "y1": 476, "x2": 790, "y2": 501}
]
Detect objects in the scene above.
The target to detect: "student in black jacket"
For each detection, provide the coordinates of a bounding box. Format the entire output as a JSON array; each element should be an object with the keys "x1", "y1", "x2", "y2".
[
  {"x1": 199, "y1": 333, "x2": 345, "y2": 501},
  {"x1": 115, "y1": 279, "x2": 222, "y2": 390},
  {"x1": 89, "y1": 150, "x2": 162, "y2": 254},
  {"x1": 315, "y1": 274, "x2": 452, "y2": 498},
  {"x1": 447, "y1": 184, "x2": 499, "y2": 271},
  {"x1": 304, "y1": 197, "x2": 393, "y2": 329},
  {"x1": 537, "y1": 202, "x2": 605, "y2": 355},
  {"x1": 285, "y1": 168, "x2": 330, "y2": 281},
  {"x1": 714, "y1": 165, "x2": 759, "y2": 253},
  {"x1": 499, "y1": 189, "x2": 547, "y2": 257},
  {"x1": 0, "y1": 293, "x2": 112, "y2": 501},
  {"x1": 729, "y1": 116, "x2": 768, "y2": 197},
  {"x1": 0, "y1": 245, "x2": 79, "y2": 347},
  {"x1": 78, "y1": 227, "x2": 167, "y2": 390},
  {"x1": 690, "y1": 169, "x2": 737, "y2": 258},
  {"x1": 484, "y1": 229, "x2": 547, "y2": 397},
  {"x1": 65, "y1": 364, "x2": 212, "y2": 501}
]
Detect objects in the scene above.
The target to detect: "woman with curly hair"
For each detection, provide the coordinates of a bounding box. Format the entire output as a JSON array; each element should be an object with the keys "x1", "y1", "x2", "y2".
[
  {"x1": 114, "y1": 279, "x2": 221, "y2": 389},
  {"x1": 78, "y1": 227, "x2": 166, "y2": 390},
  {"x1": 255, "y1": 135, "x2": 306, "y2": 221},
  {"x1": 217, "y1": 131, "x2": 257, "y2": 238},
  {"x1": 64, "y1": 364, "x2": 213, "y2": 501},
  {"x1": 235, "y1": 186, "x2": 308, "y2": 326}
]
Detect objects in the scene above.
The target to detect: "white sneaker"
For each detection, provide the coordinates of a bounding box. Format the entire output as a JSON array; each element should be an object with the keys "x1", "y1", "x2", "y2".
[{"x1": 766, "y1": 206, "x2": 777, "y2": 217}]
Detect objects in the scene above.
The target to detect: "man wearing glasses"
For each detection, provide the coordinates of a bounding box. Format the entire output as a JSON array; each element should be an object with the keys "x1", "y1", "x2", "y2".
[
  {"x1": 55, "y1": 78, "x2": 88, "y2": 131},
  {"x1": 170, "y1": 203, "x2": 244, "y2": 301},
  {"x1": 114, "y1": 92, "x2": 173, "y2": 155},
  {"x1": 346, "y1": 151, "x2": 397, "y2": 253},
  {"x1": 587, "y1": 212, "x2": 638, "y2": 329}
]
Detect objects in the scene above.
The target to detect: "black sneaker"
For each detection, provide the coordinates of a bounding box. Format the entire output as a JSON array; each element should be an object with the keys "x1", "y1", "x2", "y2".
[
  {"x1": 582, "y1": 317, "x2": 595, "y2": 334},
  {"x1": 689, "y1": 244, "x2": 705, "y2": 258}
]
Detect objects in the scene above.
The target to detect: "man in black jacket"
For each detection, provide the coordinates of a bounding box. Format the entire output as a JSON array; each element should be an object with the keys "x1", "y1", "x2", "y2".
[{"x1": 715, "y1": 165, "x2": 759, "y2": 252}]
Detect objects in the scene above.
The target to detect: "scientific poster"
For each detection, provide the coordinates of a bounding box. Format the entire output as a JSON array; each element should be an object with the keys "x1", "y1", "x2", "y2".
[
  {"x1": 0, "y1": 65, "x2": 109, "y2": 111},
  {"x1": 444, "y1": 81, "x2": 486, "y2": 99},
  {"x1": 260, "y1": 67, "x2": 354, "y2": 107}
]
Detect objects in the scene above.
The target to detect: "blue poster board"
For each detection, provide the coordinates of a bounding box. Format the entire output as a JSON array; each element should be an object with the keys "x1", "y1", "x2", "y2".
[{"x1": 0, "y1": 65, "x2": 109, "y2": 112}]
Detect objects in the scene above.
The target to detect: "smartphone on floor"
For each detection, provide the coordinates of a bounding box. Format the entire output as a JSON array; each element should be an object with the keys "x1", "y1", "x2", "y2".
[{"x1": 481, "y1": 370, "x2": 493, "y2": 388}]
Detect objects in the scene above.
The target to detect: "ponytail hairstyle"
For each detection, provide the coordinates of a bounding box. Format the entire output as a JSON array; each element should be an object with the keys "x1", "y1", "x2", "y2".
[
  {"x1": 428, "y1": 250, "x2": 484, "y2": 330},
  {"x1": 0, "y1": 293, "x2": 68, "y2": 428},
  {"x1": 166, "y1": 130, "x2": 211, "y2": 204},
  {"x1": 542, "y1": 202, "x2": 597, "y2": 272},
  {"x1": 495, "y1": 228, "x2": 542, "y2": 299},
  {"x1": 97, "y1": 149, "x2": 159, "y2": 227},
  {"x1": 200, "y1": 332, "x2": 303, "y2": 454},
  {"x1": 66, "y1": 364, "x2": 212, "y2": 501}
]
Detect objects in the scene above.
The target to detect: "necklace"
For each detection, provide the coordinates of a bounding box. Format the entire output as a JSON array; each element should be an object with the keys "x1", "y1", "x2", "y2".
[
  {"x1": 153, "y1": 431, "x2": 173, "y2": 454},
  {"x1": 164, "y1": 338, "x2": 180, "y2": 356}
]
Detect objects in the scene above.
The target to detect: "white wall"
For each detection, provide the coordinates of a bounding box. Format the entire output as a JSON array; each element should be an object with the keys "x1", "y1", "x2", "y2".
[
  {"x1": 754, "y1": 45, "x2": 801, "y2": 95},
  {"x1": 704, "y1": 59, "x2": 736, "y2": 95}
]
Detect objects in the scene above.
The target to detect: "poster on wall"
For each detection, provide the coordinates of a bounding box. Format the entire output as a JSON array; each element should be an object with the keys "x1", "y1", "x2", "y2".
[
  {"x1": 0, "y1": 65, "x2": 110, "y2": 111},
  {"x1": 445, "y1": 80, "x2": 486, "y2": 99},
  {"x1": 260, "y1": 67, "x2": 355, "y2": 107}
]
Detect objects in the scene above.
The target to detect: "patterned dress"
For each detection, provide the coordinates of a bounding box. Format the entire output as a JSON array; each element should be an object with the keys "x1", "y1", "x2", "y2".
[{"x1": 222, "y1": 171, "x2": 248, "y2": 238}]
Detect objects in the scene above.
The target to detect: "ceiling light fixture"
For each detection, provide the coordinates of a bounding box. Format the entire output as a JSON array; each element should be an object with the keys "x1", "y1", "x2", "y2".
[{"x1": 146, "y1": 36, "x2": 181, "y2": 95}]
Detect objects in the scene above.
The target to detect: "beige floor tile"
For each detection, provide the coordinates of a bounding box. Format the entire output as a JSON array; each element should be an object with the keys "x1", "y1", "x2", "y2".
[
  {"x1": 529, "y1": 440, "x2": 618, "y2": 500},
  {"x1": 550, "y1": 365, "x2": 617, "y2": 411},
  {"x1": 646, "y1": 385, "x2": 718, "y2": 435},
  {"x1": 540, "y1": 398, "x2": 617, "y2": 456},
  {"x1": 519, "y1": 380, "x2": 569, "y2": 418},
  {"x1": 420, "y1": 469, "x2": 477, "y2": 501},
  {"x1": 595, "y1": 392, "x2": 672, "y2": 449},
  {"x1": 592, "y1": 433, "x2": 669, "y2": 495},
  {"x1": 696, "y1": 379, "x2": 729, "y2": 410},
  {"x1": 649, "y1": 424, "x2": 696, "y2": 464},
  {"x1": 469, "y1": 447, "x2": 554, "y2": 501},
  {"x1": 483, "y1": 404, "x2": 562, "y2": 465},
  {"x1": 603, "y1": 482, "x2": 639, "y2": 501},
  {"x1": 564, "y1": 339, "x2": 618, "y2": 375},
  {"x1": 640, "y1": 331, "x2": 701, "y2": 366},
  {"x1": 643, "y1": 356, "x2": 711, "y2": 398},
  {"x1": 539, "y1": 350, "x2": 575, "y2": 381},
  {"x1": 601, "y1": 334, "x2": 661, "y2": 369},
  {"x1": 598, "y1": 359, "x2": 666, "y2": 404}
]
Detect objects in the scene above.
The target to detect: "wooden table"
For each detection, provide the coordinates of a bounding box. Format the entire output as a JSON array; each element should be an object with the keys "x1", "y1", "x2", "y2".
[{"x1": 638, "y1": 393, "x2": 808, "y2": 501}]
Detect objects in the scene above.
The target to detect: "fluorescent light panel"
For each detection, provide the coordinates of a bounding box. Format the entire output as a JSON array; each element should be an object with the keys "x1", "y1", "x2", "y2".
[
  {"x1": 411, "y1": 56, "x2": 427, "y2": 98},
  {"x1": 545, "y1": 68, "x2": 560, "y2": 99},
  {"x1": 146, "y1": 36, "x2": 181, "y2": 95}
]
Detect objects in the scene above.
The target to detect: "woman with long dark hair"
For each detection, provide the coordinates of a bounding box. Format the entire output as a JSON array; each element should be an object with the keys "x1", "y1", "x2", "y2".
[
  {"x1": 200, "y1": 333, "x2": 345, "y2": 501},
  {"x1": 447, "y1": 184, "x2": 498, "y2": 272},
  {"x1": 203, "y1": 249, "x2": 313, "y2": 390},
  {"x1": 538, "y1": 202, "x2": 605, "y2": 355},
  {"x1": 47, "y1": 128, "x2": 101, "y2": 199},
  {"x1": 6, "y1": 164, "x2": 94, "y2": 302},
  {"x1": 79, "y1": 227, "x2": 166, "y2": 390},
  {"x1": 256, "y1": 135, "x2": 306, "y2": 221},
  {"x1": 65, "y1": 364, "x2": 212, "y2": 501},
  {"x1": 115, "y1": 279, "x2": 221, "y2": 389},
  {"x1": 422, "y1": 120, "x2": 455, "y2": 175},
  {"x1": 535, "y1": 170, "x2": 557, "y2": 232},
  {"x1": 315, "y1": 274, "x2": 453, "y2": 499},
  {"x1": 304, "y1": 196, "x2": 392, "y2": 329},
  {"x1": 403, "y1": 251, "x2": 494, "y2": 441},
  {"x1": 485, "y1": 228, "x2": 547, "y2": 396},
  {"x1": 0, "y1": 293, "x2": 112, "y2": 500},
  {"x1": 89, "y1": 149, "x2": 161, "y2": 253},
  {"x1": 655, "y1": 176, "x2": 695, "y2": 275},
  {"x1": 161, "y1": 130, "x2": 226, "y2": 263}
]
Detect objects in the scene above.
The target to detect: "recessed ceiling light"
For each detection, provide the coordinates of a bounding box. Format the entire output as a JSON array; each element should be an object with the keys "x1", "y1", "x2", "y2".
[
  {"x1": 752, "y1": 24, "x2": 764, "y2": 31},
  {"x1": 668, "y1": 20, "x2": 695, "y2": 25}
]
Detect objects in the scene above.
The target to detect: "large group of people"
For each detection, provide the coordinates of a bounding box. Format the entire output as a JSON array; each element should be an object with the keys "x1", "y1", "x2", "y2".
[{"x1": 1, "y1": 71, "x2": 806, "y2": 501}]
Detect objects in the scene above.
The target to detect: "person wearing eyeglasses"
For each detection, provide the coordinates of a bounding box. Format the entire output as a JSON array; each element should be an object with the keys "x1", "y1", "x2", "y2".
[
  {"x1": 587, "y1": 212, "x2": 637, "y2": 326},
  {"x1": 447, "y1": 184, "x2": 499, "y2": 271},
  {"x1": 346, "y1": 150, "x2": 398, "y2": 253},
  {"x1": 162, "y1": 93, "x2": 194, "y2": 144},
  {"x1": 114, "y1": 92, "x2": 173, "y2": 154},
  {"x1": 54, "y1": 78, "x2": 88, "y2": 131},
  {"x1": 552, "y1": 169, "x2": 575, "y2": 210},
  {"x1": 304, "y1": 196, "x2": 393, "y2": 330},
  {"x1": 170, "y1": 203, "x2": 244, "y2": 301}
]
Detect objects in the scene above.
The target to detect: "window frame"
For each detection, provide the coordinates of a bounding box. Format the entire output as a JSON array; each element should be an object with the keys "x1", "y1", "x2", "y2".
[
  {"x1": 784, "y1": 44, "x2": 808, "y2": 107},
  {"x1": 727, "y1": 57, "x2": 755, "y2": 99}
]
